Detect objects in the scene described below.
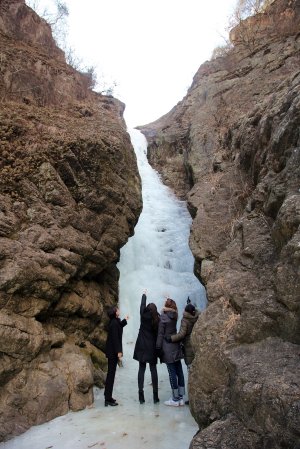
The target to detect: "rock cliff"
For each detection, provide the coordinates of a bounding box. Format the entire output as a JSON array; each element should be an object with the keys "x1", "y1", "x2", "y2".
[
  {"x1": 138, "y1": 0, "x2": 300, "y2": 447},
  {"x1": 0, "y1": 0, "x2": 141, "y2": 440}
]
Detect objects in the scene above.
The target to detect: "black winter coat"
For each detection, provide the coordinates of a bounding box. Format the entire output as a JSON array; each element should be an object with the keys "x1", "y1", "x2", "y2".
[
  {"x1": 156, "y1": 307, "x2": 183, "y2": 364},
  {"x1": 105, "y1": 317, "x2": 127, "y2": 359},
  {"x1": 133, "y1": 294, "x2": 158, "y2": 364}
]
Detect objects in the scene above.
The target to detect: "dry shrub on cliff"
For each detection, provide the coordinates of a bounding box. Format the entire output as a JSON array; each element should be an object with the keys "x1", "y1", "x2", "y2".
[
  {"x1": 211, "y1": 0, "x2": 275, "y2": 58},
  {"x1": 226, "y1": 174, "x2": 254, "y2": 239},
  {"x1": 205, "y1": 171, "x2": 223, "y2": 193},
  {"x1": 228, "y1": 0, "x2": 300, "y2": 51},
  {"x1": 233, "y1": 0, "x2": 274, "y2": 21},
  {"x1": 208, "y1": 168, "x2": 253, "y2": 241},
  {"x1": 25, "y1": 1, "x2": 117, "y2": 95},
  {"x1": 229, "y1": 172, "x2": 253, "y2": 212},
  {"x1": 228, "y1": 0, "x2": 272, "y2": 51},
  {"x1": 219, "y1": 297, "x2": 241, "y2": 346},
  {"x1": 80, "y1": 66, "x2": 98, "y2": 91},
  {"x1": 26, "y1": 0, "x2": 69, "y2": 46},
  {"x1": 211, "y1": 43, "x2": 233, "y2": 60}
]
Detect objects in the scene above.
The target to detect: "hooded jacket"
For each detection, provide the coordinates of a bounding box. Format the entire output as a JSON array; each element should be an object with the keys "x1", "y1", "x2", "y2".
[
  {"x1": 156, "y1": 307, "x2": 183, "y2": 364},
  {"x1": 171, "y1": 311, "x2": 198, "y2": 365}
]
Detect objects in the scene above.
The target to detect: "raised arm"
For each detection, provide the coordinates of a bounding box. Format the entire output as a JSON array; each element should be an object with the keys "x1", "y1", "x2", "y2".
[
  {"x1": 140, "y1": 293, "x2": 147, "y2": 315},
  {"x1": 120, "y1": 318, "x2": 128, "y2": 328}
]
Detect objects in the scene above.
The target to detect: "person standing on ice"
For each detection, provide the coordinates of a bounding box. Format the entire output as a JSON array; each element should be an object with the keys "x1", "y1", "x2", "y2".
[
  {"x1": 104, "y1": 306, "x2": 129, "y2": 407},
  {"x1": 166, "y1": 302, "x2": 198, "y2": 367},
  {"x1": 165, "y1": 302, "x2": 199, "y2": 405},
  {"x1": 133, "y1": 291, "x2": 160, "y2": 404},
  {"x1": 156, "y1": 298, "x2": 185, "y2": 406}
]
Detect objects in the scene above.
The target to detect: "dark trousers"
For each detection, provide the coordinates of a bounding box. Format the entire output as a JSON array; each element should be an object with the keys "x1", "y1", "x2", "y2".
[
  {"x1": 104, "y1": 357, "x2": 118, "y2": 400},
  {"x1": 166, "y1": 360, "x2": 185, "y2": 392},
  {"x1": 138, "y1": 362, "x2": 158, "y2": 392}
]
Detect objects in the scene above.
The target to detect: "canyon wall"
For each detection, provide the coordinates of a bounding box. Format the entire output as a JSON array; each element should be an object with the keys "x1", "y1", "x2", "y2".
[
  {"x1": 0, "y1": 0, "x2": 142, "y2": 440},
  {"x1": 138, "y1": 0, "x2": 300, "y2": 447}
]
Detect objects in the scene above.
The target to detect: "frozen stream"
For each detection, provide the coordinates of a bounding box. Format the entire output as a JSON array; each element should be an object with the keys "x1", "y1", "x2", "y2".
[{"x1": 0, "y1": 129, "x2": 206, "y2": 449}]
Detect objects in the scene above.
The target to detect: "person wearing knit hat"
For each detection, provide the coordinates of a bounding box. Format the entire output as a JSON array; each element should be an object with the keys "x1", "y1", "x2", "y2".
[
  {"x1": 185, "y1": 303, "x2": 196, "y2": 316},
  {"x1": 165, "y1": 300, "x2": 199, "y2": 405}
]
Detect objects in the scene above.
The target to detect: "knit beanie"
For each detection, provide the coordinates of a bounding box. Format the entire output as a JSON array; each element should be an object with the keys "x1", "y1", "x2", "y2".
[{"x1": 185, "y1": 304, "x2": 196, "y2": 315}]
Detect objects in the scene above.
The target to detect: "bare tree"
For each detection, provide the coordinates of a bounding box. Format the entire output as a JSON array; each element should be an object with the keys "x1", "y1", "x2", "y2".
[
  {"x1": 232, "y1": 0, "x2": 274, "y2": 21},
  {"x1": 26, "y1": 0, "x2": 69, "y2": 47},
  {"x1": 25, "y1": 0, "x2": 117, "y2": 95},
  {"x1": 228, "y1": 0, "x2": 275, "y2": 51},
  {"x1": 64, "y1": 46, "x2": 84, "y2": 70},
  {"x1": 80, "y1": 66, "x2": 98, "y2": 91}
]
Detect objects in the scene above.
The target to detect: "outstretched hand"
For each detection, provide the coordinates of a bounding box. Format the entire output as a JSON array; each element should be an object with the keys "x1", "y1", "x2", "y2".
[{"x1": 125, "y1": 315, "x2": 129, "y2": 321}]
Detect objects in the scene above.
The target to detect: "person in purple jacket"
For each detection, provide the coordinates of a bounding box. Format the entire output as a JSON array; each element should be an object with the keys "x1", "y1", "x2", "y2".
[{"x1": 156, "y1": 298, "x2": 185, "y2": 406}]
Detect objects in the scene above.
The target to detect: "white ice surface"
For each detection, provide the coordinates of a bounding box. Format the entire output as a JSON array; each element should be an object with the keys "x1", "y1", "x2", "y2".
[
  {"x1": 0, "y1": 355, "x2": 198, "y2": 449},
  {"x1": 0, "y1": 129, "x2": 206, "y2": 449}
]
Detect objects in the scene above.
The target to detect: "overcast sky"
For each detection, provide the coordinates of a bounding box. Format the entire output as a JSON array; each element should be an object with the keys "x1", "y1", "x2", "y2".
[{"x1": 28, "y1": 0, "x2": 237, "y2": 127}]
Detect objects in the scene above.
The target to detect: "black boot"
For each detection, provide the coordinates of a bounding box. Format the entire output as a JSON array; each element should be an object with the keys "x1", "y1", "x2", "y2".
[
  {"x1": 139, "y1": 390, "x2": 145, "y2": 404},
  {"x1": 105, "y1": 399, "x2": 118, "y2": 407},
  {"x1": 153, "y1": 391, "x2": 160, "y2": 403}
]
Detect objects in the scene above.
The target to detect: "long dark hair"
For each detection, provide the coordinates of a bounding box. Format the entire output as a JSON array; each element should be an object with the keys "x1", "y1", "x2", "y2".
[
  {"x1": 107, "y1": 306, "x2": 118, "y2": 320},
  {"x1": 146, "y1": 303, "x2": 160, "y2": 332}
]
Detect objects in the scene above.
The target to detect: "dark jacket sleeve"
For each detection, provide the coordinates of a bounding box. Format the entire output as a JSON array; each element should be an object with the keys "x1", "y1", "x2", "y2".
[
  {"x1": 120, "y1": 318, "x2": 127, "y2": 328},
  {"x1": 171, "y1": 318, "x2": 188, "y2": 343},
  {"x1": 111, "y1": 319, "x2": 123, "y2": 354},
  {"x1": 156, "y1": 319, "x2": 165, "y2": 349},
  {"x1": 140, "y1": 293, "x2": 146, "y2": 316}
]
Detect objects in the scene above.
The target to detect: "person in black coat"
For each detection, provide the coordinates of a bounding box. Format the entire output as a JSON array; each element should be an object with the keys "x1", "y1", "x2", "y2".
[
  {"x1": 104, "y1": 306, "x2": 128, "y2": 406},
  {"x1": 133, "y1": 292, "x2": 160, "y2": 404}
]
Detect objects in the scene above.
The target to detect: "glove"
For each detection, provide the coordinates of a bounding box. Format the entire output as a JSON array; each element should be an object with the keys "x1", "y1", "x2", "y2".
[{"x1": 164, "y1": 336, "x2": 172, "y2": 343}]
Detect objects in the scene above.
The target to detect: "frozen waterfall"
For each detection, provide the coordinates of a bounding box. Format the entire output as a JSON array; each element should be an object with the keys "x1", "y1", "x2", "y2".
[
  {"x1": 0, "y1": 129, "x2": 206, "y2": 449},
  {"x1": 119, "y1": 129, "x2": 206, "y2": 340}
]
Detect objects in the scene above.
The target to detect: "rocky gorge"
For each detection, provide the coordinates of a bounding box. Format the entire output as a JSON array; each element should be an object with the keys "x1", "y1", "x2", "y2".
[
  {"x1": 0, "y1": 0, "x2": 142, "y2": 440},
  {"x1": 0, "y1": 0, "x2": 299, "y2": 447},
  {"x1": 138, "y1": 0, "x2": 300, "y2": 447}
]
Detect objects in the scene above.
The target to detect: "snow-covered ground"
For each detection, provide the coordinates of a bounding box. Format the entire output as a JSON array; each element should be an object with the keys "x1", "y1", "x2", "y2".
[{"x1": 0, "y1": 349, "x2": 197, "y2": 449}]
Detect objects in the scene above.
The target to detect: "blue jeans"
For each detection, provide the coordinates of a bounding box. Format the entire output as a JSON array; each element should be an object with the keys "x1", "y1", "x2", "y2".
[{"x1": 166, "y1": 360, "x2": 185, "y2": 399}]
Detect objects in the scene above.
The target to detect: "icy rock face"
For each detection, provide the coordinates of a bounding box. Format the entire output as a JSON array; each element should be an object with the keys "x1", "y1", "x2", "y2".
[
  {"x1": 0, "y1": 0, "x2": 142, "y2": 441},
  {"x1": 138, "y1": 1, "x2": 300, "y2": 447}
]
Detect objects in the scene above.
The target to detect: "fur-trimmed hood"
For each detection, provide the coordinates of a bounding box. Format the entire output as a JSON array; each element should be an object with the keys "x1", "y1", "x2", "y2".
[{"x1": 160, "y1": 307, "x2": 178, "y2": 322}]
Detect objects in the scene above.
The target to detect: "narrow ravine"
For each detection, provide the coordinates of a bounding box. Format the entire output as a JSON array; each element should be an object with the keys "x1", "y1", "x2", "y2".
[{"x1": 0, "y1": 129, "x2": 206, "y2": 449}]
